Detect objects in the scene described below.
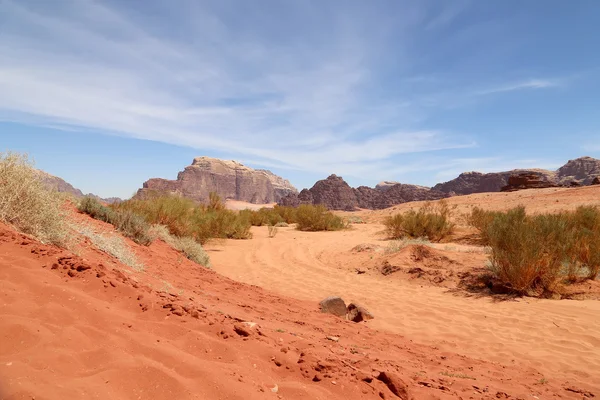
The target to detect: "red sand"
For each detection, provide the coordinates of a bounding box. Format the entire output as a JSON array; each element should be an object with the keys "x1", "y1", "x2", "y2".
[{"x1": 1, "y1": 191, "x2": 599, "y2": 399}]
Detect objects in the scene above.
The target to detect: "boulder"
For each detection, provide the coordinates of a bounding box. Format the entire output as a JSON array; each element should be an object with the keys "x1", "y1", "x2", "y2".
[
  {"x1": 136, "y1": 157, "x2": 297, "y2": 204},
  {"x1": 319, "y1": 296, "x2": 347, "y2": 317},
  {"x1": 346, "y1": 303, "x2": 374, "y2": 322},
  {"x1": 592, "y1": 176, "x2": 600, "y2": 185}
]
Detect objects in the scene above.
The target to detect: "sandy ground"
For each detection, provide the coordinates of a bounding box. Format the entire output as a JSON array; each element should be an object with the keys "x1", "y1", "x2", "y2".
[
  {"x1": 207, "y1": 186, "x2": 600, "y2": 388},
  {"x1": 226, "y1": 200, "x2": 276, "y2": 211},
  {"x1": 1, "y1": 187, "x2": 600, "y2": 399}
]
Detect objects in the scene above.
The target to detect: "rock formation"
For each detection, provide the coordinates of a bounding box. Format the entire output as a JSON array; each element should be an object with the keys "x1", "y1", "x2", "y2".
[
  {"x1": 434, "y1": 157, "x2": 600, "y2": 194},
  {"x1": 37, "y1": 170, "x2": 121, "y2": 204},
  {"x1": 501, "y1": 172, "x2": 560, "y2": 192},
  {"x1": 136, "y1": 157, "x2": 297, "y2": 204},
  {"x1": 279, "y1": 175, "x2": 448, "y2": 211},
  {"x1": 556, "y1": 156, "x2": 600, "y2": 185}
]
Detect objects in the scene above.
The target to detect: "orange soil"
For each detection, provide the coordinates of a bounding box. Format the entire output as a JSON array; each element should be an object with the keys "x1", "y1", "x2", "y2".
[{"x1": 0, "y1": 188, "x2": 599, "y2": 399}]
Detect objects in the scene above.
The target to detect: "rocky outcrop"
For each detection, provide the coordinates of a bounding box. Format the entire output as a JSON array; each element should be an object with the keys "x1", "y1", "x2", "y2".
[
  {"x1": 592, "y1": 177, "x2": 600, "y2": 185},
  {"x1": 434, "y1": 157, "x2": 600, "y2": 195},
  {"x1": 556, "y1": 156, "x2": 600, "y2": 185},
  {"x1": 280, "y1": 175, "x2": 447, "y2": 211},
  {"x1": 501, "y1": 172, "x2": 560, "y2": 192},
  {"x1": 38, "y1": 171, "x2": 85, "y2": 198},
  {"x1": 37, "y1": 170, "x2": 121, "y2": 204},
  {"x1": 308, "y1": 175, "x2": 359, "y2": 211},
  {"x1": 433, "y1": 169, "x2": 556, "y2": 195},
  {"x1": 136, "y1": 157, "x2": 297, "y2": 204}
]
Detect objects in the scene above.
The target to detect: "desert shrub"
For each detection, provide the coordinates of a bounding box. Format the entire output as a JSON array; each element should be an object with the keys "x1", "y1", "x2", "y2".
[
  {"x1": 274, "y1": 222, "x2": 289, "y2": 227},
  {"x1": 471, "y1": 205, "x2": 600, "y2": 294},
  {"x1": 294, "y1": 204, "x2": 347, "y2": 231},
  {"x1": 149, "y1": 225, "x2": 211, "y2": 267},
  {"x1": 241, "y1": 207, "x2": 284, "y2": 226},
  {"x1": 384, "y1": 200, "x2": 454, "y2": 242},
  {"x1": 75, "y1": 224, "x2": 144, "y2": 271},
  {"x1": 78, "y1": 197, "x2": 152, "y2": 245},
  {"x1": 267, "y1": 224, "x2": 278, "y2": 238},
  {"x1": 385, "y1": 237, "x2": 431, "y2": 254},
  {"x1": 116, "y1": 193, "x2": 251, "y2": 244},
  {"x1": 273, "y1": 205, "x2": 297, "y2": 224},
  {"x1": 0, "y1": 152, "x2": 69, "y2": 246}
]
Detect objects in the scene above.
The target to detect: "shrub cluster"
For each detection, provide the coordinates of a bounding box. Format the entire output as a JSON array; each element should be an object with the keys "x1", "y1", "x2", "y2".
[
  {"x1": 113, "y1": 192, "x2": 252, "y2": 244},
  {"x1": 384, "y1": 200, "x2": 454, "y2": 242},
  {"x1": 469, "y1": 206, "x2": 600, "y2": 294},
  {"x1": 0, "y1": 152, "x2": 69, "y2": 247},
  {"x1": 241, "y1": 204, "x2": 347, "y2": 232},
  {"x1": 78, "y1": 197, "x2": 152, "y2": 245},
  {"x1": 148, "y1": 225, "x2": 210, "y2": 267}
]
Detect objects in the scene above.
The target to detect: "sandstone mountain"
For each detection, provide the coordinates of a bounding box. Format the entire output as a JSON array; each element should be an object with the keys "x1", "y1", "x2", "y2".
[
  {"x1": 279, "y1": 175, "x2": 448, "y2": 211},
  {"x1": 433, "y1": 157, "x2": 600, "y2": 195},
  {"x1": 136, "y1": 157, "x2": 297, "y2": 204},
  {"x1": 37, "y1": 170, "x2": 121, "y2": 204}
]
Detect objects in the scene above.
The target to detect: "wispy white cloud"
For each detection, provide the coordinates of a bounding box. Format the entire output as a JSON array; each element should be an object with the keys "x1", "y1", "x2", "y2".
[
  {"x1": 0, "y1": 0, "x2": 476, "y2": 179},
  {"x1": 476, "y1": 79, "x2": 560, "y2": 95}
]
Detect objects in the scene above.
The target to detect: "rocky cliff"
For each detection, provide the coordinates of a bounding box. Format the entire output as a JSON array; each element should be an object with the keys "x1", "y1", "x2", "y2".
[
  {"x1": 433, "y1": 157, "x2": 600, "y2": 195},
  {"x1": 279, "y1": 175, "x2": 448, "y2": 211},
  {"x1": 136, "y1": 157, "x2": 297, "y2": 204},
  {"x1": 37, "y1": 170, "x2": 121, "y2": 204}
]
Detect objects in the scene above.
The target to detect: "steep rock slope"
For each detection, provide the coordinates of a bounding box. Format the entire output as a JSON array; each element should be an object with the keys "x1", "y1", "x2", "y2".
[
  {"x1": 279, "y1": 175, "x2": 447, "y2": 210},
  {"x1": 137, "y1": 157, "x2": 297, "y2": 204}
]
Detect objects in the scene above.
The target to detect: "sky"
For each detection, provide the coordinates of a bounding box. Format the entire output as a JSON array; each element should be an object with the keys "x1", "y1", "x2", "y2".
[{"x1": 1, "y1": 0, "x2": 600, "y2": 199}]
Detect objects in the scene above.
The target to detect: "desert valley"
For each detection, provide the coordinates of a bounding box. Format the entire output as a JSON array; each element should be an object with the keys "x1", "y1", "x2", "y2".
[{"x1": 1, "y1": 154, "x2": 600, "y2": 400}]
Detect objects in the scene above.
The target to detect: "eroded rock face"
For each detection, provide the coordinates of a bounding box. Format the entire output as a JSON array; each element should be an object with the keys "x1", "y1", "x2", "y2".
[
  {"x1": 37, "y1": 170, "x2": 121, "y2": 204},
  {"x1": 280, "y1": 176, "x2": 447, "y2": 211},
  {"x1": 501, "y1": 172, "x2": 560, "y2": 192},
  {"x1": 136, "y1": 157, "x2": 297, "y2": 204},
  {"x1": 433, "y1": 170, "x2": 556, "y2": 195},
  {"x1": 434, "y1": 157, "x2": 600, "y2": 195},
  {"x1": 556, "y1": 156, "x2": 600, "y2": 185}
]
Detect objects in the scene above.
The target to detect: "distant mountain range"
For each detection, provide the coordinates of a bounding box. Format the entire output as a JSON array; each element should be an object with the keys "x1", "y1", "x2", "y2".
[
  {"x1": 37, "y1": 170, "x2": 121, "y2": 204},
  {"x1": 41, "y1": 156, "x2": 600, "y2": 210},
  {"x1": 280, "y1": 156, "x2": 600, "y2": 210}
]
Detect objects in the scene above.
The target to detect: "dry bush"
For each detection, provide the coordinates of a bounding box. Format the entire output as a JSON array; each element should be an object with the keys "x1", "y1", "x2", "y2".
[
  {"x1": 384, "y1": 200, "x2": 454, "y2": 242},
  {"x1": 274, "y1": 221, "x2": 289, "y2": 227},
  {"x1": 294, "y1": 204, "x2": 347, "y2": 231},
  {"x1": 78, "y1": 197, "x2": 152, "y2": 245},
  {"x1": 385, "y1": 237, "x2": 431, "y2": 254},
  {"x1": 470, "y1": 205, "x2": 600, "y2": 295},
  {"x1": 0, "y1": 152, "x2": 69, "y2": 247},
  {"x1": 116, "y1": 192, "x2": 251, "y2": 244},
  {"x1": 149, "y1": 225, "x2": 211, "y2": 267},
  {"x1": 75, "y1": 224, "x2": 144, "y2": 271},
  {"x1": 267, "y1": 224, "x2": 278, "y2": 238}
]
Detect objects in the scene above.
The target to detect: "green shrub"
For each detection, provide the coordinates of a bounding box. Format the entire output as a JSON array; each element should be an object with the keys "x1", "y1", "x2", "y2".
[
  {"x1": 78, "y1": 197, "x2": 152, "y2": 245},
  {"x1": 295, "y1": 204, "x2": 347, "y2": 231},
  {"x1": 0, "y1": 152, "x2": 69, "y2": 247},
  {"x1": 115, "y1": 193, "x2": 251, "y2": 244},
  {"x1": 149, "y1": 225, "x2": 210, "y2": 267},
  {"x1": 384, "y1": 200, "x2": 454, "y2": 242},
  {"x1": 470, "y1": 205, "x2": 600, "y2": 294}
]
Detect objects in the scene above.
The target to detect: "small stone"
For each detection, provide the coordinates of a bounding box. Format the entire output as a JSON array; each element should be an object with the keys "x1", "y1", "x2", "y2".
[
  {"x1": 346, "y1": 303, "x2": 374, "y2": 322},
  {"x1": 233, "y1": 324, "x2": 252, "y2": 337},
  {"x1": 326, "y1": 336, "x2": 340, "y2": 342},
  {"x1": 270, "y1": 384, "x2": 279, "y2": 393},
  {"x1": 109, "y1": 281, "x2": 117, "y2": 288},
  {"x1": 67, "y1": 270, "x2": 77, "y2": 277}
]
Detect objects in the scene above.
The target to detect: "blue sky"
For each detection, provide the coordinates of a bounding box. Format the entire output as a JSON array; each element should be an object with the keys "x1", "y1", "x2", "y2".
[{"x1": 1, "y1": 0, "x2": 599, "y2": 198}]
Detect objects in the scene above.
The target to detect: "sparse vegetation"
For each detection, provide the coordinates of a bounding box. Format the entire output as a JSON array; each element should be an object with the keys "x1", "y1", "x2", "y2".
[
  {"x1": 242, "y1": 204, "x2": 346, "y2": 232},
  {"x1": 0, "y1": 152, "x2": 70, "y2": 247},
  {"x1": 469, "y1": 205, "x2": 600, "y2": 295},
  {"x1": 267, "y1": 224, "x2": 278, "y2": 238},
  {"x1": 384, "y1": 200, "x2": 454, "y2": 242},
  {"x1": 114, "y1": 192, "x2": 252, "y2": 244},
  {"x1": 78, "y1": 197, "x2": 152, "y2": 245},
  {"x1": 385, "y1": 237, "x2": 431, "y2": 254},
  {"x1": 75, "y1": 224, "x2": 144, "y2": 271},
  {"x1": 148, "y1": 224, "x2": 210, "y2": 267},
  {"x1": 440, "y1": 371, "x2": 476, "y2": 380},
  {"x1": 294, "y1": 204, "x2": 347, "y2": 231}
]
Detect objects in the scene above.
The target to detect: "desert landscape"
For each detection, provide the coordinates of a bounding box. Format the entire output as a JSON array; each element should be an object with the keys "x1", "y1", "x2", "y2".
[{"x1": 1, "y1": 153, "x2": 600, "y2": 400}]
